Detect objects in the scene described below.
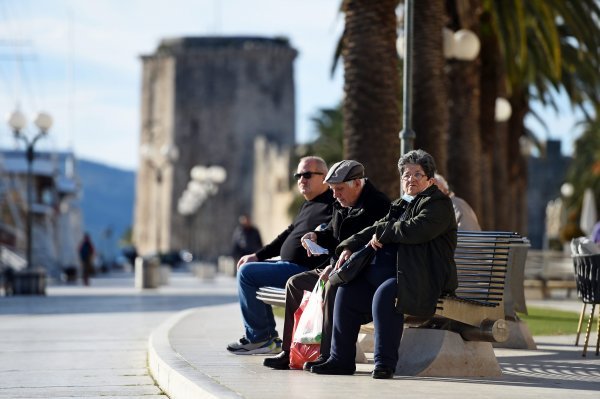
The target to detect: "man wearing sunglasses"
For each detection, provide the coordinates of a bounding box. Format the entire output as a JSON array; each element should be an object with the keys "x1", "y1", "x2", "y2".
[
  {"x1": 228, "y1": 156, "x2": 334, "y2": 355},
  {"x1": 263, "y1": 160, "x2": 391, "y2": 370}
]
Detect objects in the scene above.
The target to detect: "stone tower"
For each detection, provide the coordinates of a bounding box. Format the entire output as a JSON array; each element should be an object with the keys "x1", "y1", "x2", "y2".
[{"x1": 133, "y1": 37, "x2": 297, "y2": 259}]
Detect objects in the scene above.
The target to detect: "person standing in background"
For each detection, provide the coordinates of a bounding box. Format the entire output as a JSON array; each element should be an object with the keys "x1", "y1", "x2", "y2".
[
  {"x1": 231, "y1": 214, "x2": 263, "y2": 266},
  {"x1": 78, "y1": 233, "x2": 95, "y2": 286}
]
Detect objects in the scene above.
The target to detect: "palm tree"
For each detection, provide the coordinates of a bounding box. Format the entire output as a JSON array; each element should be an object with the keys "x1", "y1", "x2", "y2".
[
  {"x1": 412, "y1": 0, "x2": 449, "y2": 175},
  {"x1": 445, "y1": 0, "x2": 484, "y2": 220},
  {"x1": 333, "y1": 0, "x2": 600, "y2": 231},
  {"x1": 490, "y1": 0, "x2": 600, "y2": 232},
  {"x1": 341, "y1": 0, "x2": 401, "y2": 199}
]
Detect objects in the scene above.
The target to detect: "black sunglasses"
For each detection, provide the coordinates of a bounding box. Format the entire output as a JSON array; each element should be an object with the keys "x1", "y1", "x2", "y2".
[{"x1": 293, "y1": 171, "x2": 324, "y2": 180}]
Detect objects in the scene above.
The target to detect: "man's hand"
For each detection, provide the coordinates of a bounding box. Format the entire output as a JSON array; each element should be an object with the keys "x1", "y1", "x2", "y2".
[
  {"x1": 334, "y1": 249, "x2": 353, "y2": 270},
  {"x1": 237, "y1": 253, "x2": 258, "y2": 269},
  {"x1": 369, "y1": 234, "x2": 383, "y2": 250},
  {"x1": 300, "y1": 232, "x2": 318, "y2": 256},
  {"x1": 319, "y1": 265, "x2": 333, "y2": 281}
]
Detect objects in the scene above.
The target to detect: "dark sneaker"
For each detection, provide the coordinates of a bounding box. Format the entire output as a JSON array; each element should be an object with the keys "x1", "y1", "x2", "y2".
[
  {"x1": 263, "y1": 350, "x2": 290, "y2": 369},
  {"x1": 227, "y1": 336, "x2": 282, "y2": 355}
]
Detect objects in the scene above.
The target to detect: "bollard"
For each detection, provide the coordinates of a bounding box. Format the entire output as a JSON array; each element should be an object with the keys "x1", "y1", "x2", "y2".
[
  {"x1": 134, "y1": 256, "x2": 160, "y2": 289},
  {"x1": 12, "y1": 268, "x2": 46, "y2": 295}
]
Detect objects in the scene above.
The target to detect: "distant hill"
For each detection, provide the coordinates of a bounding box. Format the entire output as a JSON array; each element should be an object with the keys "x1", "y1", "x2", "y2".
[{"x1": 77, "y1": 159, "x2": 135, "y2": 259}]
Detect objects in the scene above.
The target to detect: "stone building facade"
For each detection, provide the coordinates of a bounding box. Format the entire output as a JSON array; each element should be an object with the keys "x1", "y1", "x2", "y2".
[{"x1": 133, "y1": 37, "x2": 297, "y2": 259}]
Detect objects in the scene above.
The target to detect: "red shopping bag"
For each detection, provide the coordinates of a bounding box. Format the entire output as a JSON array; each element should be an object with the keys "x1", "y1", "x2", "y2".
[{"x1": 289, "y1": 281, "x2": 323, "y2": 369}]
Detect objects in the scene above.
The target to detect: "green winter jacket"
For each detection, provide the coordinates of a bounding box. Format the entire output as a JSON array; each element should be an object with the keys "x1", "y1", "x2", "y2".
[{"x1": 336, "y1": 184, "x2": 457, "y2": 316}]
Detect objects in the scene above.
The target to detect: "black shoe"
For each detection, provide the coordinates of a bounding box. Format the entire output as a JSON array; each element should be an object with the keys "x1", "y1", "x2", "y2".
[
  {"x1": 303, "y1": 355, "x2": 328, "y2": 371},
  {"x1": 372, "y1": 365, "x2": 395, "y2": 379},
  {"x1": 263, "y1": 351, "x2": 290, "y2": 370},
  {"x1": 310, "y1": 360, "x2": 355, "y2": 375}
]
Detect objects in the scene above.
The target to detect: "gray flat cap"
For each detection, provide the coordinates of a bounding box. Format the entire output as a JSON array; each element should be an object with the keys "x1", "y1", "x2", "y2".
[{"x1": 325, "y1": 160, "x2": 365, "y2": 184}]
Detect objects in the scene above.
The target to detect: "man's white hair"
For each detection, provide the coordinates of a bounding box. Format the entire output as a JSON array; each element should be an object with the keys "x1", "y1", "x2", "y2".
[{"x1": 345, "y1": 178, "x2": 365, "y2": 188}]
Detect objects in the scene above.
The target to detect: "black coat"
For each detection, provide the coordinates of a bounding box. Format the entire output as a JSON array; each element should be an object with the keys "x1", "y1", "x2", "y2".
[
  {"x1": 256, "y1": 189, "x2": 334, "y2": 269},
  {"x1": 337, "y1": 184, "x2": 457, "y2": 317},
  {"x1": 315, "y1": 180, "x2": 391, "y2": 265}
]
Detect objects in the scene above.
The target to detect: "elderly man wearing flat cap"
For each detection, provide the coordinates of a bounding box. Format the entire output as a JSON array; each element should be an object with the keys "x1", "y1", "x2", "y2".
[{"x1": 263, "y1": 160, "x2": 391, "y2": 370}]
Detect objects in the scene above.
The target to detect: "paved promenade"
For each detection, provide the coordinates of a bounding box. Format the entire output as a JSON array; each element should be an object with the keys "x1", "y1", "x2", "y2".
[
  {"x1": 1, "y1": 269, "x2": 599, "y2": 399},
  {"x1": 0, "y1": 270, "x2": 237, "y2": 398},
  {"x1": 154, "y1": 298, "x2": 600, "y2": 399}
]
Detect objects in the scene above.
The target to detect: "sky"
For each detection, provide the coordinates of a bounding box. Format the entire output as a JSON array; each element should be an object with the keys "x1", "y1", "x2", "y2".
[{"x1": 0, "y1": 0, "x2": 583, "y2": 171}]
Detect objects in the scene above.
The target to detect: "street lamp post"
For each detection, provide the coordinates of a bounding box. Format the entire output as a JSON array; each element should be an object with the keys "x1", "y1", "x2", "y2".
[
  {"x1": 141, "y1": 144, "x2": 179, "y2": 254},
  {"x1": 6, "y1": 109, "x2": 52, "y2": 295},
  {"x1": 399, "y1": 0, "x2": 415, "y2": 157}
]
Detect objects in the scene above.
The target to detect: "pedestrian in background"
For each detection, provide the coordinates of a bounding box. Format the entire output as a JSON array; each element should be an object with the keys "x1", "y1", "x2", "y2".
[
  {"x1": 78, "y1": 233, "x2": 95, "y2": 286},
  {"x1": 231, "y1": 214, "x2": 263, "y2": 266}
]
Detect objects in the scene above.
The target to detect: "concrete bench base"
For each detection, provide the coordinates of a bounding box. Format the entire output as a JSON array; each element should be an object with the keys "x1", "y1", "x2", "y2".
[
  {"x1": 396, "y1": 329, "x2": 501, "y2": 377},
  {"x1": 493, "y1": 319, "x2": 537, "y2": 350}
]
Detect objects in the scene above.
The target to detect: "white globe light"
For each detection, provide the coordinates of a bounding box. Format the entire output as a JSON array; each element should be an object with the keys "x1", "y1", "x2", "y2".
[
  {"x1": 560, "y1": 183, "x2": 574, "y2": 198},
  {"x1": 442, "y1": 28, "x2": 455, "y2": 59},
  {"x1": 191, "y1": 165, "x2": 208, "y2": 181},
  {"x1": 495, "y1": 98, "x2": 512, "y2": 122},
  {"x1": 160, "y1": 144, "x2": 179, "y2": 161},
  {"x1": 209, "y1": 166, "x2": 227, "y2": 183},
  {"x1": 453, "y1": 29, "x2": 480, "y2": 60},
  {"x1": 34, "y1": 112, "x2": 53, "y2": 132},
  {"x1": 7, "y1": 109, "x2": 27, "y2": 131},
  {"x1": 139, "y1": 143, "x2": 152, "y2": 159},
  {"x1": 396, "y1": 36, "x2": 405, "y2": 58}
]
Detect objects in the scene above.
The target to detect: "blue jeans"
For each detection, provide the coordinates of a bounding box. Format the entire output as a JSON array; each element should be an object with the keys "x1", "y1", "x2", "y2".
[{"x1": 237, "y1": 260, "x2": 309, "y2": 342}]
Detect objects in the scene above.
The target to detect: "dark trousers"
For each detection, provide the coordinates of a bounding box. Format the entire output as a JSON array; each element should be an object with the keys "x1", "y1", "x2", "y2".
[
  {"x1": 283, "y1": 269, "x2": 337, "y2": 356},
  {"x1": 329, "y1": 245, "x2": 403, "y2": 369}
]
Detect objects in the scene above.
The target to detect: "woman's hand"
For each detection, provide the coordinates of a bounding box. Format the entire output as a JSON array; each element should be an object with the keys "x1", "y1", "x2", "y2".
[{"x1": 369, "y1": 234, "x2": 383, "y2": 250}]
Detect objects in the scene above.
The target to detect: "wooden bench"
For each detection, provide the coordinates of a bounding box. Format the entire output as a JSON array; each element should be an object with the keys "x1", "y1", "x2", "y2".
[{"x1": 257, "y1": 231, "x2": 530, "y2": 376}]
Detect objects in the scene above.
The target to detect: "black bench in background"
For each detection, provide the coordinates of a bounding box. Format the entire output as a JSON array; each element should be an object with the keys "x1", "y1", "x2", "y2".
[{"x1": 572, "y1": 253, "x2": 600, "y2": 357}]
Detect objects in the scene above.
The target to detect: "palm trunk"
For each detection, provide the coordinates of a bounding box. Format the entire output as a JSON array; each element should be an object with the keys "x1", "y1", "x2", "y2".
[
  {"x1": 343, "y1": 0, "x2": 401, "y2": 199},
  {"x1": 447, "y1": 0, "x2": 483, "y2": 217},
  {"x1": 412, "y1": 0, "x2": 448, "y2": 175},
  {"x1": 507, "y1": 89, "x2": 529, "y2": 233},
  {"x1": 479, "y1": 11, "x2": 499, "y2": 230}
]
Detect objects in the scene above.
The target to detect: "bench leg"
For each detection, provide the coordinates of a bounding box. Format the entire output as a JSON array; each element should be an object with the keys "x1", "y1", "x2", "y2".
[
  {"x1": 492, "y1": 319, "x2": 536, "y2": 350},
  {"x1": 357, "y1": 332, "x2": 374, "y2": 353},
  {"x1": 395, "y1": 328, "x2": 501, "y2": 377},
  {"x1": 575, "y1": 303, "x2": 587, "y2": 346},
  {"x1": 355, "y1": 341, "x2": 367, "y2": 364}
]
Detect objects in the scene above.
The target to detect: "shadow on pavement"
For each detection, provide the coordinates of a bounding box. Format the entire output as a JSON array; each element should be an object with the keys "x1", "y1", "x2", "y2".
[{"x1": 392, "y1": 345, "x2": 600, "y2": 392}]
